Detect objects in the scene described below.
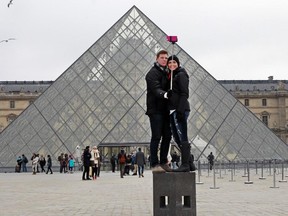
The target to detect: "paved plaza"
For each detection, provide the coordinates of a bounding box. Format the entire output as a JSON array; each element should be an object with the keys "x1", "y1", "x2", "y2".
[{"x1": 1, "y1": 168, "x2": 288, "y2": 216}]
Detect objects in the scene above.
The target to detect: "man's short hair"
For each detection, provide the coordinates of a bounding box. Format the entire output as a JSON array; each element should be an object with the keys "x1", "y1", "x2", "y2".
[{"x1": 156, "y1": 50, "x2": 168, "y2": 58}]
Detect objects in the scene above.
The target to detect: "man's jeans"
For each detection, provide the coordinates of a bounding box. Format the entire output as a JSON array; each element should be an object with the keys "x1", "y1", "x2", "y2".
[
  {"x1": 22, "y1": 163, "x2": 27, "y2": 172},
  {"x1": 149, "y1": 113, "x2": 171, "y2": 167},
  {"x1": 138, "y1": 165, "x2": 144, "y2": 176},
  {"x1": 170, "y1": 111, "x2": 190, "y2": 145}
]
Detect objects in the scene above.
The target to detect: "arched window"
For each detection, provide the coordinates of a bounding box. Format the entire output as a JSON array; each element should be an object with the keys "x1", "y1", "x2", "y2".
[
  {"x1": 260, "y1": 111, "x2": 269, "y2": 126},
  {"x1": 7, "y1": 114, "x2": 17, "y2": 124}
]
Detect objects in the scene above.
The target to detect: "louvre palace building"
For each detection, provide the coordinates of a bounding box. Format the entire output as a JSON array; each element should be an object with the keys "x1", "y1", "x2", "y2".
[{"x1": 1, "y1": 6, "x2": 288, "y2": 170}]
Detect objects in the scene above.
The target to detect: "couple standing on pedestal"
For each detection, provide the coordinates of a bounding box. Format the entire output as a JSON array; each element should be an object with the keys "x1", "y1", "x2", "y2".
[{"x1": 146, "y1": 50, "x2": 195, "y2": 173}]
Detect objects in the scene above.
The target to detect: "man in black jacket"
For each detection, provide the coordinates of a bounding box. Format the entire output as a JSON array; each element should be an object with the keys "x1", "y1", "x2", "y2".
[
  {"x1": 145, "y1": 50, "x2": 172, "y2": 172},
  {"x1": 82, "y1": 146, "x2": 91, "y2": 180}
]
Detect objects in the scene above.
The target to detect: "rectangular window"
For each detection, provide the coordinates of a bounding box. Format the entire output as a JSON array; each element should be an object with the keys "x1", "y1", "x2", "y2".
[
  {"x1": 244, "y1": 99, "x2": 249, "y2": 106},
  {"x1": 10, "y1": 101, "x2": 15, "y2": 109},
  {"x1": 262, "y1": 116, "x2": 268, "y2": 126},
  {"x1": 262, "y1": 99, "x2": 267, "y2": 106}
]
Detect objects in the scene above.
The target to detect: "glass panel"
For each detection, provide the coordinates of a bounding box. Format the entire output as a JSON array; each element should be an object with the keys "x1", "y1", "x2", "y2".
[
  {"x1": 9, "y1": 135, "x2": 26, "y2": 155},
  {"x1": 20, "y1": 124, "x2": 37, "y2": 143},
  {"x1": 222, "y1": 94, "x2": 237, "y2": 108},
  {"x1": 72, "y1": 60, "x2": 86, "y2": 73},
  {"x1": 51, "y1": 94, "x2": 67, "y2": 112},
  {"x1": 81, "y1": 51, "x2": 95, "y2": 66},
  {"x1": 42, "y1": 104, "x2": 58, "y2": 121},
  {"x1": 70, "y1": 75, "x2": 86, "y2": 92},
  {"x1": 226, "y1": 112, "x2": 241, "y2": 129},
  {"x1": 232, "y1": 102, "x2": 247, "y2": 119},
  {"x1": 30, "y1": 114, "x2": 47, "y2": 132},
  {"x1": 38, "y1": 124, "x2": 55, "y2": 143},
  {"x1": 237, "y1": 121, "x2": 252, "y2": 140}
]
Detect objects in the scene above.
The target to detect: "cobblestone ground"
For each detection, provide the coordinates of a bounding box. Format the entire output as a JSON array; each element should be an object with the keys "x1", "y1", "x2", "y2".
[{"x1": 1, "y1": 168, "x2": 288, "y2": 216}]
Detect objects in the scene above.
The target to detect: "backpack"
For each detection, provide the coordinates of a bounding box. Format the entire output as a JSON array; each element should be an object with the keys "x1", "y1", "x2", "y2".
[
  {"x1": 119, "y1": 154, "x2": 126, "y2": 164},
  {"x1": 23, "y1": 157, "x2": 28, "y2": 163}
]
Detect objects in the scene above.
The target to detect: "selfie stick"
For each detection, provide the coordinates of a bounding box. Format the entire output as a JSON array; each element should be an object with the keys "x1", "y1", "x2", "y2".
[{"x1": 166, "y1": 36, "x2": 178, "y2": 90}]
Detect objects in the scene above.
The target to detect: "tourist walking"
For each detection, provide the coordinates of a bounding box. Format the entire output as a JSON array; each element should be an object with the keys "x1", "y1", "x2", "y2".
[
  {"x1": 46, "y1": 155, "x2": 53, "y2": 174},
  {"x1": 136, "y1": 147, "x2": 146, "y2": 178}
]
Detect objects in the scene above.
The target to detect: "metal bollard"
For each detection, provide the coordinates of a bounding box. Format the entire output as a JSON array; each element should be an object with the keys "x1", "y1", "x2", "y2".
[
  {"x1": 279, "y1": 160, "x2": 287, "y2": 183},
  {"x1": 286, "y1": 160, "x2": 288, "y2": 177},
  {"x1": 210, "y1": 164, "x2": 220, "y2": 189},
  {"x1": 207, "y1": 161, "x2": 210, "y2": 177},
  {"x1": 270, "y1": 159, "x2": 279, "y2": 188},
  {"x1": 196, "y1": 160, "x2": 203, "y2": 184},
  {"x1": 268, "y1": 160, "x2": 272, "y2": 176},
  {"x1": 242, "y1": 161, "x2": 248, "y2": 177},
  {"x1": 218, "y1": 161, "x2": 224, "y2": 179},
  {"x1": 244, "y1": 160, "x2": 253, "y2": 184},
  {"x1": 229, "y1": 166, "x2": 236, "y2": 182},
  {"x1": 259, "y1": 160, "x2": 266, "y2": 180},
  {"x1": 255, "y1": 160, "x2": 258, "y2": 175}
]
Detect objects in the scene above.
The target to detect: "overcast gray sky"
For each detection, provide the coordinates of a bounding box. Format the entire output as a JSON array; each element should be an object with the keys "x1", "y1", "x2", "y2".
[{"x1": 1, "y1": 0, "x2": 288, "y2": 81}]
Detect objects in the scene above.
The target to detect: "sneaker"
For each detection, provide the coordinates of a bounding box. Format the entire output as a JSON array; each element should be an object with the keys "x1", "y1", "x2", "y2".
[
  {"x1": 160, "y1": 164, "x2": 172, "y2": 172},
  {"x1": 151, "y1": 165, "x2": 165, "y2": 173}
]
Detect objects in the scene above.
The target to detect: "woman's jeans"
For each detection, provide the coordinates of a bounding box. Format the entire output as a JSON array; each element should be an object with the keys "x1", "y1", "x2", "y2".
[{"x1": 170, "y1": 111, "x2": 190, "y2": 145}]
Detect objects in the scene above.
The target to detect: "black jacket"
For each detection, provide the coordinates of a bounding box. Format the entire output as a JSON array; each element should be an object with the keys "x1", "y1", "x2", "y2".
[
  {"x1": 145, "y1": 63, "x2": 170, "y2": 115},
  {"x1": 83, "y1": 149, "x2": 91, "y2": 166},
  {"x1": 168, "y1": 67, "x2": 190, "y2": 114}
]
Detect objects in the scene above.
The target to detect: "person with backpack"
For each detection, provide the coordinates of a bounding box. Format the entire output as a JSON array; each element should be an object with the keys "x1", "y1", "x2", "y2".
[{"x1": 118, "y1": 149, "x2": 127, "y2": 178}]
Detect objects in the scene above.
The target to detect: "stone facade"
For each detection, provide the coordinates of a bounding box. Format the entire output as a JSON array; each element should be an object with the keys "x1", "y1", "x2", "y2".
[
  {"x1": 219, "y1": 79, "x2": 288, "y2": 143},
  {"x1": 0, "y1": 81, "x2": 52, "y2": 132}
]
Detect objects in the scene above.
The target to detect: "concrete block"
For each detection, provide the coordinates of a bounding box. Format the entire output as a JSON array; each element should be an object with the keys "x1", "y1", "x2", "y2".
[{"x1": 153, "y1": 172, "x2": 196, "y2": 216}]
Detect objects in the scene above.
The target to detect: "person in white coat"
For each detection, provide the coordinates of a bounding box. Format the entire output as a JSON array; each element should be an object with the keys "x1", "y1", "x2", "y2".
[{"x1": 90, "y1": 146, "x2": 100, "y2": 180}]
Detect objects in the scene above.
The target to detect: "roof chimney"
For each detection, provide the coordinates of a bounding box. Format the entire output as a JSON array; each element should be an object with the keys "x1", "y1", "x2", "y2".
[{"x1": 268, "y1": 76, "x2": 273, "y2": 80}]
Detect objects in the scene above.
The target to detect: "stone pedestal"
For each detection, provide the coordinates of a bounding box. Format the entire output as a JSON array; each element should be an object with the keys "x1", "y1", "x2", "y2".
[{"x1": 153, "y1": 172, "x2": 196, "y2": 216}]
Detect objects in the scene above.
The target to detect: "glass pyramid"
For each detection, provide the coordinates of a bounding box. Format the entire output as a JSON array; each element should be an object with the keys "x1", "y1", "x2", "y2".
[{"x1": 1, "y1": 6, "x2": 288, "y2": 168}]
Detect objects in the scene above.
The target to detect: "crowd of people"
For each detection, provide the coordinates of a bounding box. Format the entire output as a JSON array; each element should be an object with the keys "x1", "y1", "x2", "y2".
[
  {"x1": 57, "y1": 153, "x2": 76, "y2": 174},
  {"x1": 15, "y1": 152, "x2": 76, "y2": 175},
  {"x1": 115, "y1": 147, "x2": 147, "y2": 178}
]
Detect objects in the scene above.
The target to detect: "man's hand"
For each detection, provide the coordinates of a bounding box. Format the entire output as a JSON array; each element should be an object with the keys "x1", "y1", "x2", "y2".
[
  {"x1": 164, "y1": 89, "x2": 173, "y2": 99},
  {"x1": 167, "y1": 89, "x2": 173, "y2": 98}
]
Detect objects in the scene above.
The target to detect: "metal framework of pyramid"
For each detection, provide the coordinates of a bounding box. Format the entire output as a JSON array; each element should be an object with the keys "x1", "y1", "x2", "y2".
[{"x1": 1, "y1": 6, "x2": 288, "y2": 168}]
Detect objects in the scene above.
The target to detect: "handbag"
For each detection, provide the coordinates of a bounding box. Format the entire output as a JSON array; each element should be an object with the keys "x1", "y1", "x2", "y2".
[{"x1": 90, "y1": 160, "x2": 95, "y2": 166}]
